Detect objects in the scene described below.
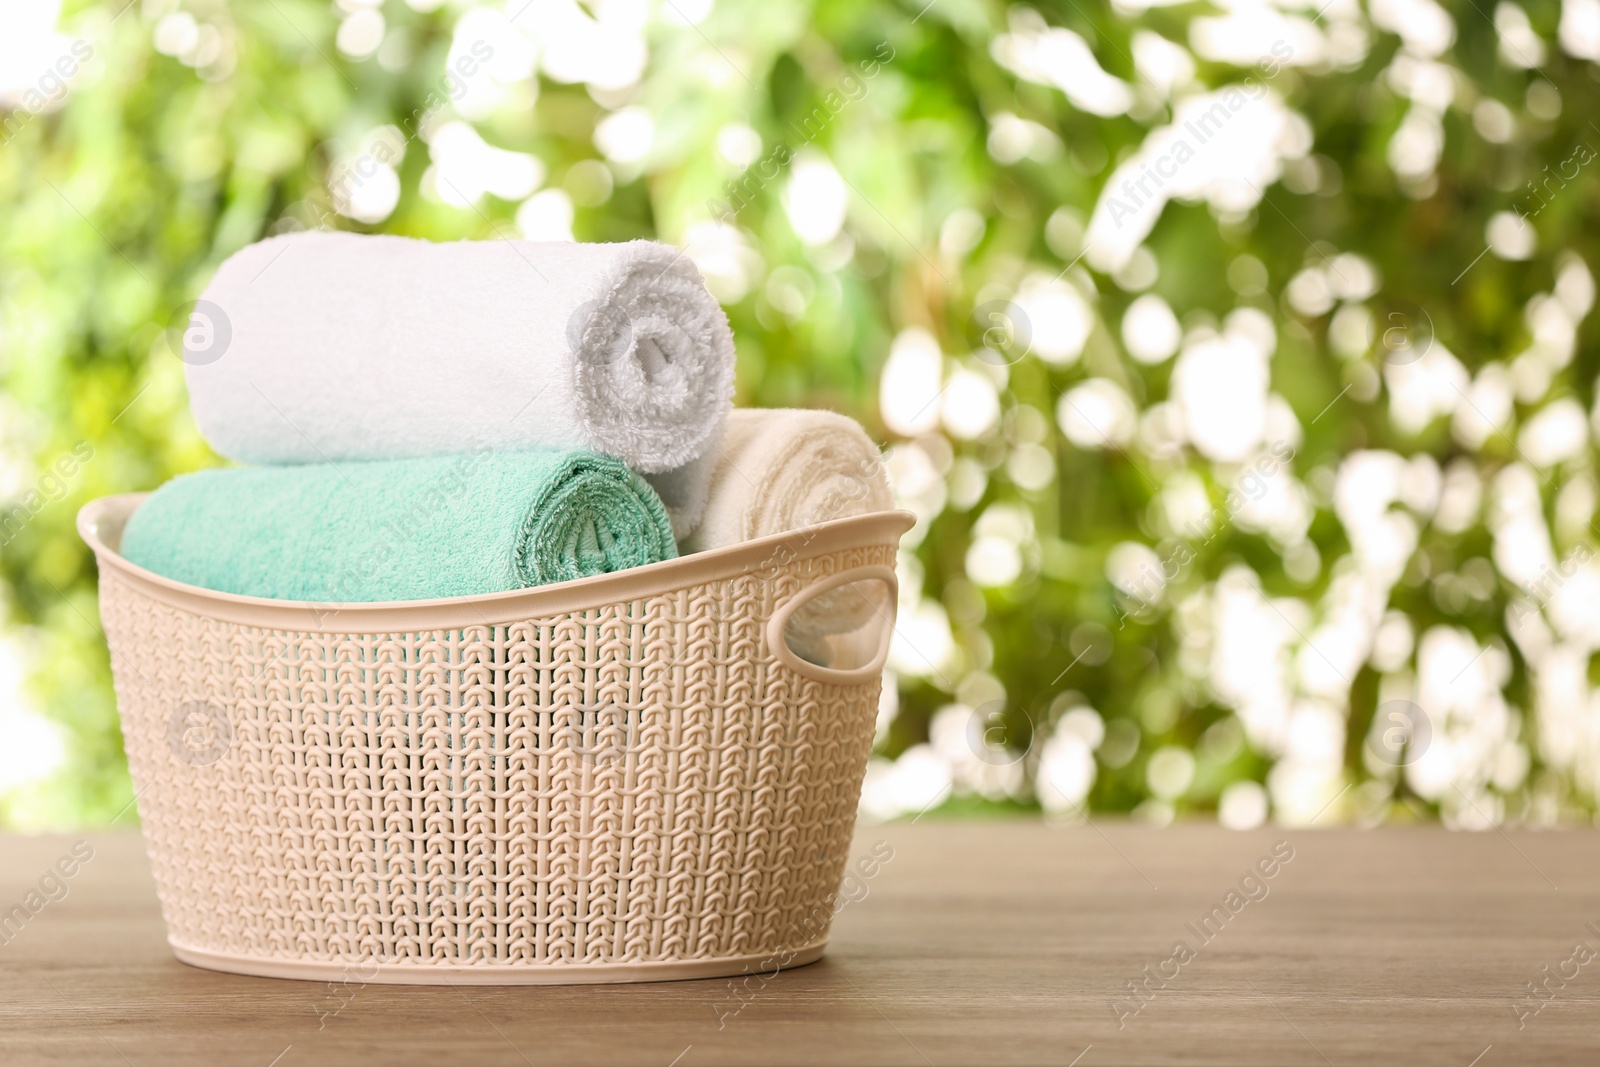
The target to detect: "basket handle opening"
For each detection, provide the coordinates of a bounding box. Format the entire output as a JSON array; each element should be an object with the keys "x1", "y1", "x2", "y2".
[{"x1": 765, "y1": 564, "x2": 897, "y2": 686}]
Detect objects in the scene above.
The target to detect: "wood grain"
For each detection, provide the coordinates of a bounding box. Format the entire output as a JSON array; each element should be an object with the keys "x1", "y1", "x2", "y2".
[{"x1": 2, "y1": 820, "x2": 1599, "y2": 1066}]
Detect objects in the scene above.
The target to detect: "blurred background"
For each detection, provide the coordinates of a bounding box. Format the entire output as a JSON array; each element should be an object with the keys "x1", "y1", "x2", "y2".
[{"x1": 2, "y1": 0, "x2": 1597, "y2": 831}]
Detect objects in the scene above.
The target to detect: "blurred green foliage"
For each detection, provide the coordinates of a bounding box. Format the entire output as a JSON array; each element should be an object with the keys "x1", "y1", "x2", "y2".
[{"x1": 3, "y1": 0, "x2": 1599, "y2": 827}]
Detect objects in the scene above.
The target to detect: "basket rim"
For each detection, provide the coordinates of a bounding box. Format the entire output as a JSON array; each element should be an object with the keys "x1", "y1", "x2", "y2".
[{"x1": 78, "y1": 492, "x2": 914, "y2": 632}]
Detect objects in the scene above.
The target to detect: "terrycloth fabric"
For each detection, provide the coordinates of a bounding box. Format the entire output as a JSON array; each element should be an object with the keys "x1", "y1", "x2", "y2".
[
  {"x1": 182, "y1": 231, "x2": 734, "y2": 537},
  {"x1": 682, "y1": 409, "x2": 892, "y2": 648},
  {"x1": 642, "y1": 448, "x2": 719, "y2": 542},
  {"x1": 682, "y1": 409, "x2": 892, "y2": 554},
  {"x1": 119, "y1": 451, "x2": 677, "y2": 603}
]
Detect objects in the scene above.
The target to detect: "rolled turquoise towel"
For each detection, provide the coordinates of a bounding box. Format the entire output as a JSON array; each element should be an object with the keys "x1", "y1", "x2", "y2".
[{"x1": 119, "y1": 451, "x2": 677, "y2": 602}]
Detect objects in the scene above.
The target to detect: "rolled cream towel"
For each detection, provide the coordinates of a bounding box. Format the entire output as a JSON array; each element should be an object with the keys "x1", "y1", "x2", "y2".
[
  {"x1": 182, "y1": 231, "x2": 734, "y2": 537},
  {"x1": 683, "y1": 408, "x2": 892, "y2": 554},
  {"x1": 684, "y1": 409, "x2": 891, "y2": 652},
  {"x1": 118, "y1": 450, "x2": 678, "y2": 602}
]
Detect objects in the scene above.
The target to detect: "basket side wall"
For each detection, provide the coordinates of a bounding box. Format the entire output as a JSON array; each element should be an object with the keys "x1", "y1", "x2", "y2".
[{"x1": 98, "y1": 543, "x2": 892, "y2": 971}]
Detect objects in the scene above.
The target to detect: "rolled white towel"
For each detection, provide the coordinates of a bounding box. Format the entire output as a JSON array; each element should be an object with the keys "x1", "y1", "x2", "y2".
[{"x1": 182, "y1": 231, "x2": 734, "y2": 536}]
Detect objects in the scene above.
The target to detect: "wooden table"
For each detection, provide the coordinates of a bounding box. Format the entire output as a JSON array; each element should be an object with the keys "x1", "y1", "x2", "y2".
[{"x1": 3, "y1": 820, "x2": 1598, "y2": 1065}]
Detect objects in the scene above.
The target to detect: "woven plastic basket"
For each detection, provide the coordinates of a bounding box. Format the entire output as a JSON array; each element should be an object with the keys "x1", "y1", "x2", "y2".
[{"x1": 78, "y1": 494, "x2": 913, "y2": 985}]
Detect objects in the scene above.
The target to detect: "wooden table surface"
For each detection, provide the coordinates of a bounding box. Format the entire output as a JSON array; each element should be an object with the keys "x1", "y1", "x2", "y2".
[{"x1": 3, "y1": 820, "x2": 1599, "y2": 1066}]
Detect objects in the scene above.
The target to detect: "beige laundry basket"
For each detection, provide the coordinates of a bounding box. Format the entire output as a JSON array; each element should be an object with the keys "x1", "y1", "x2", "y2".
[{"x1": 78, "y1": 494, "x2": 912, "y2": 985}]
